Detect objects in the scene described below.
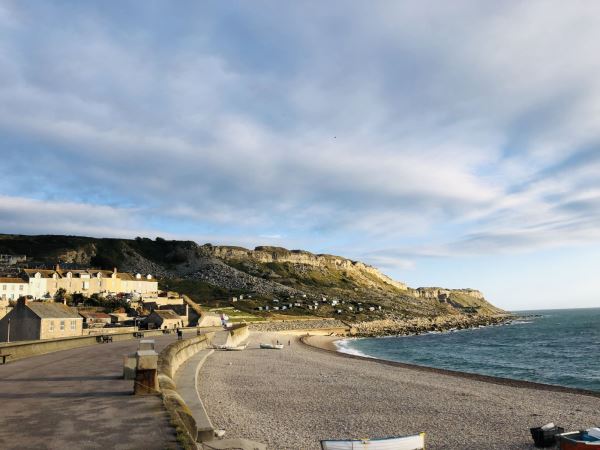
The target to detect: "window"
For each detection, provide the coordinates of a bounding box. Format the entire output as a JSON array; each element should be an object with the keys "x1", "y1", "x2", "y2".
[
  {"x1": 2, "y1": 285, "x2": 5, "y2": 290},
  {"x1": 70, "y1": 320, "x2": 76, "y2": 330},
  {"x1": 83, "y1": 281, "x2": 89, "y2": 290},
  {"x1": 60, "y1": 320, "x2": 65, "y2": 331},
  {"x1": 49, "y1": 321, "x2": 55, "y2": 332},
  {"x1": 19, "y1": 285, "x2": 23, "y2": 291}
]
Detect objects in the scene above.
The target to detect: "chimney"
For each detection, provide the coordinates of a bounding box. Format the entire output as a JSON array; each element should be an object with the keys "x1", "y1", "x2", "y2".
[
  {"x1": 17, "y1": 297, "x2": 28, "y2": 308},
  {"x1": 63, "y1": 298, "x2": 67, "y2": 305},
  {"x1": 113, "y1": 267, "x2": 118, "y2": 274},
  {"x1": 55, "y1": 263, "x2": 60, "y2": 272}
]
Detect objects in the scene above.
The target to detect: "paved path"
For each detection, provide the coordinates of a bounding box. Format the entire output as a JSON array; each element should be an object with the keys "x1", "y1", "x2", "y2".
[{"x1": 0, "y1": 334, "x2": 186, "y2": 450}]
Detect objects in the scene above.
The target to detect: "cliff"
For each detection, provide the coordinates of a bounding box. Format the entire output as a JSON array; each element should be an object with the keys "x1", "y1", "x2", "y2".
[{"x1": 0, "y1": 234, "x2": 505, "y2": 319}]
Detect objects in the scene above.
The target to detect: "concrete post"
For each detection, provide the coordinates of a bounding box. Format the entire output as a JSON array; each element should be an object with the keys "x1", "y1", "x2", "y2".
[
  {"x1": 123, "y1": 353, "x2": 137, "y2": 380},
  {"x1": 138, "y1": 339, "x2": 155, "y2": 351},
  {"x1": 134, "y1": 349, "x2": 159, "y2": 395}
]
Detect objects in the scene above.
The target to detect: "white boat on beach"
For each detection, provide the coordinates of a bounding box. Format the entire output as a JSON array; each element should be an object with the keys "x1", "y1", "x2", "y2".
[
  {"x1": 321, "y1": 433, "x2": 425, "y2": 450},
  {"x1": 215, "y1": 343, "x2": 248, "y2": 351},
  {"x1": 260, "y1": 343, "x2": 284, "y2": 349}
]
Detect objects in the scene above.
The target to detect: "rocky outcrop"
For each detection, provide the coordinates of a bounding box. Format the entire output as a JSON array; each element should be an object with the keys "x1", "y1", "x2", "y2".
[
  {"x1": 249, "y1": 319, "x2": 347, "y2": 332},
  {"x1": 350, "y1": 314, "x2": 511, "y2": 337},
  {"x1": 204, "y1": 244, "x2": 408, "y2": 290},
  {"x1": 183, "y1": 259, "x2": 300, "y2": 296},
  {"x1": 411, "y1": 287, "x2": 484, "y2": 300}
]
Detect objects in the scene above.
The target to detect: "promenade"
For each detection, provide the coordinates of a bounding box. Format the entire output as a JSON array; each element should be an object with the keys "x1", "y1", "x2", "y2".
[{"x1": 0, "y1": 335, "x2": 182, "y2": 450}]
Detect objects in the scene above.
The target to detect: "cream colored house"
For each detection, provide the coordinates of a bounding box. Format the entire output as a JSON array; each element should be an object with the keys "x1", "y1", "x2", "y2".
[
  {"x1": 18, "y1": 267, "x2": 158, "y2": 299},
  {"x1": 0, "y1": 277, "x2": 29, "y2": 300},
  {"x1": 0, "y1": 298, "x2": 83, "y2": 342}
]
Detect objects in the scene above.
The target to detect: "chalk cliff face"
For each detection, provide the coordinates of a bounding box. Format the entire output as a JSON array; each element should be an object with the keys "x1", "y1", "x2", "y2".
[
  {"x1": 205, "y1": 245, "x2": 408, "y2": 291},
  {"x1": 0, "y1": 234, "x2": 505, "y2": 318}
]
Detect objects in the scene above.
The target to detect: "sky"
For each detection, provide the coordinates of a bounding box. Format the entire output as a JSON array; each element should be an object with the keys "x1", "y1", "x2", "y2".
[{"x1": 1, "y1": 1, "x2": 600, "y2": 310}]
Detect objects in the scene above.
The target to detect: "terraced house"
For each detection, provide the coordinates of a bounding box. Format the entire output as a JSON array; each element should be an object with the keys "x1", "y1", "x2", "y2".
[
  {"x1": 0, "y1": 266, "x2": 158, "y2": 300},
  {"x1": 0, "y1": 277, "x2": 28, "y2": 300}
]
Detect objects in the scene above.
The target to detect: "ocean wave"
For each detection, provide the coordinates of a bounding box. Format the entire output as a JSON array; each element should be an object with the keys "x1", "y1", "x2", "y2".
[{"x1": 335, "y1": 340, "x2": 376, "y2": 358}]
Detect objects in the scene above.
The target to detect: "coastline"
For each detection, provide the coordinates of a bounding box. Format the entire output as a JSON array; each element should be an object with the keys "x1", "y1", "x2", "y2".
[
  {"x1": 198, "y1": 330, "x2": 600, "y2": 449},
  {"x1": 302, "y1": 334, "x2": 600, "y2": 399}
]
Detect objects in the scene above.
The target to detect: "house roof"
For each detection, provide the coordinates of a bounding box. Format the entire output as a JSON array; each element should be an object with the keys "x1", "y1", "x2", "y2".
[
  {"x1": 79, "y1": 311, "x2": 111, "y2": 319},
  {"x1": 22, "y1": 268, "x2": 154, "y2": 280},
  {"x1": 23, "y1": 269, "x2": 59, "y2": 279},
  {"x1": 152, "y1": 309, "x2": 180, "y2": 320},
  {"x1": 0, "y1": 277, "x2": 27, "y2": 284},
  {"x1": 26, "y1": 302, "x2": 81, "y2": 319}
]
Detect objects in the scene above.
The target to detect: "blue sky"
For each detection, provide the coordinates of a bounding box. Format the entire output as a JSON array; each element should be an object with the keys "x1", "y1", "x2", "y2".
[{"x1": 1, "y1": 1, "x2": 600, "y2": 310}]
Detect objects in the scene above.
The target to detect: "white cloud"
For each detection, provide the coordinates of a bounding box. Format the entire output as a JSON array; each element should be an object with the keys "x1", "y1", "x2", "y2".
[{"x1": 1, "y1": 0, "x2": 600, "y2": 268}]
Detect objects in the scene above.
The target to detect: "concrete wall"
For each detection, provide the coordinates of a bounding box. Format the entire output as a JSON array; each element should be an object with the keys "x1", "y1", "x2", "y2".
[
  {"x1": 197, "y1": 313, "x2": 222, "y2": 328},
  {"x1": 225, "y1": 324, "x2": 249, "y2": 347},
  {"x1": 0, "y1": 328, "x2": 192, "y2": 362},
  {"x1": 157, "y1": 333, "x2": 215, "y2": 446},
  {"x1": 158, "y1": 333, "x2": 214, "y2": 380}
]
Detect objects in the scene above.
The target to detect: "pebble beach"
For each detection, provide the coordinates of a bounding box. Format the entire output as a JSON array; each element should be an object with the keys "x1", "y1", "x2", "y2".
[{"x1": 198, "y1": 331, "x2": 599, "y2": 449}]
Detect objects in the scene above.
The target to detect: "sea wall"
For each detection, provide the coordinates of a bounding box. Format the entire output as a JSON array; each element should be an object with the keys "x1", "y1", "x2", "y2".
[
  {"x1": 157, "y1": 332, "x2": 215, "y2": 449},
  {"x1": 0, "y1": 328, "x2": 169, "y2": 362},
  {"x1": 225, "y1": 323, "x2": 250, "y2": 347}
]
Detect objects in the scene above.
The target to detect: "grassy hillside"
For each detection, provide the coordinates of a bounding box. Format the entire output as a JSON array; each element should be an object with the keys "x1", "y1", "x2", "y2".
[{"x1": 0, "y1": 233, "x2": 505, "y2": 320}]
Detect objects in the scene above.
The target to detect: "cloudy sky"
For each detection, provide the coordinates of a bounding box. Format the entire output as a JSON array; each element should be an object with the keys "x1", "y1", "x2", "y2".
[{"x1": 1, "y1": 1, "x2": 600, "y2": 310}]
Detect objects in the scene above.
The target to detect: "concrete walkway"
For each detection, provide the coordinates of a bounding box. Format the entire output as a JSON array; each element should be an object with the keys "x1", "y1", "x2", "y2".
[
  {"x1": 0, "y1": 334, "x2": 185, "y2": 450},
  {"x1": 175, "y1": 348, "x2": 215, "y2": 438}
]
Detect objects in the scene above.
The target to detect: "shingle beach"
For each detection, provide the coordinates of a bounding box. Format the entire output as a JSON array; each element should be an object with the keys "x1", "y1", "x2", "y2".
[{"x1": 198, "y1": 331, "x2": 599, "y2": 449}]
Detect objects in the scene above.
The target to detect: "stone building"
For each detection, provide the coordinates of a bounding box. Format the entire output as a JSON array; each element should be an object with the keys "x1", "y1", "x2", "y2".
[
  {"x1": 145, "y1": 309, "x2": 183, "y2": 330},
  {"x1": 78, "y1": 311, "x2": 112, "y2": 328},
  {"x1": 0, "y1": 298, "x2": 83, "y2": 342}
]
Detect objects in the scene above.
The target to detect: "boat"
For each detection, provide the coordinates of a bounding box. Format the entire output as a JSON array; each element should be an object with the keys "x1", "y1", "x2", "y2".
[
  {"x1": 320, "y1": 433, "x2": 425, "y2": 450},
  {"x1": 215, "y1": 343, "x2": 247, "y2": 351},
  {"x1": 224, "y1": 344, "x2": 247, "y2": 351},
  {"x1": 260, "y1": 343, "x2": 284, "y2": 349},
  {"x1": 558, "y1": 428, "x2": 600, "y2": 449}
]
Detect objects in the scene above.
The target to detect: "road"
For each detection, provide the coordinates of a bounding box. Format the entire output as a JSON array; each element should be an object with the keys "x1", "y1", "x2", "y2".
[{"x1": 0, "y1": 335, "x2": 183, "y2": 450}]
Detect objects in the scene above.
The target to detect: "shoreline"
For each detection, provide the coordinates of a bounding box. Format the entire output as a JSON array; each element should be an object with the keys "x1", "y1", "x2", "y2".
[
  {"x1": 302, "y1": 334, "x2": 600, "y2": 399},
  {"x1": 199, "y1": 331, "x2": 600, "y2": 449}
]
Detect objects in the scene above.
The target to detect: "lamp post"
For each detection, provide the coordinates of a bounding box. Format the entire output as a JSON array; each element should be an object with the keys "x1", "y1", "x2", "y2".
[{"x1": 7, "y1": 318, "x2": 10, "y2": 343}]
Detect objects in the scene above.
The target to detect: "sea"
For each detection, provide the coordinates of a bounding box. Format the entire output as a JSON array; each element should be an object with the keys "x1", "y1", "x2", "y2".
[{"x1": 336, "y1": 308, "x2": 600, "y2": 392}]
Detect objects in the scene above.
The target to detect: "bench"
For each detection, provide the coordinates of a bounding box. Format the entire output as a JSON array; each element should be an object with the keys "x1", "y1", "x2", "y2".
[
  {"x1": 96, "y1": 335, "x2": 113, "y2": 343},
  {"x1": 0, "y1": 354, "x2": 11, "y2": 364}
]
